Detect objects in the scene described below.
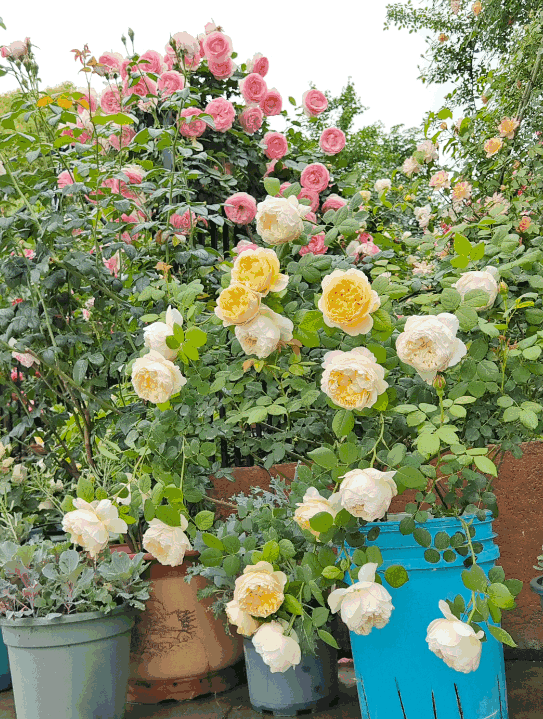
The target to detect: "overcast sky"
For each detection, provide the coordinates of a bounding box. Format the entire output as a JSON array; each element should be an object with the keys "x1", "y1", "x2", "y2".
[{"x1": 0, "y1": 0, "x2": 450, "y2": 133}]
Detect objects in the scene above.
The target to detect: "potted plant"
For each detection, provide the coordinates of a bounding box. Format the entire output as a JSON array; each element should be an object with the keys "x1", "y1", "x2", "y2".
[
  {"x1": 190, "y1": 482, "x2": 340, "y2": 716},
  {"x1": 0, "y1": 537, "x2": 151, "y2": 719}
]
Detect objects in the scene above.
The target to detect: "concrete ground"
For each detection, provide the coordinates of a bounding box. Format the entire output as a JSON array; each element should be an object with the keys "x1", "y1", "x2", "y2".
[{"x1": 0, "y1": 661, "x2": 540, "y2": 718}]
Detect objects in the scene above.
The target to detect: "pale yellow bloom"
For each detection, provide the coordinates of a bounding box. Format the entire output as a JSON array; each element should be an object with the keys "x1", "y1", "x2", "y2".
[
  {"x1": 318, "y1": 268, "x2": 380, "y2": 336},
  {"x1": 233, "y1": 561, "x2": 287, "y2": 618},
  {"x1": 215, "y1": 283, "x2": 261, "y2": 326},
  {"x1": 498, "y1": 117, "x2": 519, "y2": 140},
  {"x1": 484, "y1": 137, "x2": 503, "y2": 158},
  {"x1": 231, "y1": 248, "x2": 288, "y2": 296}
]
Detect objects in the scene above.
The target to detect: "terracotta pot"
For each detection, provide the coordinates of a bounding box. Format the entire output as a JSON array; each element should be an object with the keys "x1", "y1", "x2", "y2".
[
  {"x1": 115, "y1": 549, "x2": 244, "y2": 703},
  {"x1": 209, "y1": 462, "x2": 298, "y2": 517}
]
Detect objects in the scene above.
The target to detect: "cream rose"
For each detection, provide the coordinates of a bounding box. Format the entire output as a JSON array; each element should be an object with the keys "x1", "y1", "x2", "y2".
[
  {"x1": 142, "y1": 517, "x2": 192, "y2": 566},
  {"x1": 255, "y1": 195, "x2": 309, "y2": 245},
  {"x1": 359, "y1": 190, "x2": 371, "y2": 203},
  {"x1": 62, "y1": 498, "x2": 128, "y2": 558},
  {"x1": 0, "y1": 443, "x2": 5, "y2": 461},
  {"x1": 215, "y1": 283, "x2": 261, "y2": 326},
  {"x1": 235, "y1": 306, "x2": 293, "y2": 359},
  {"x1": 414, "y1": 205, "x2": 432, "y2": 228},
  {"x1": 293, "y1": 487, "x2": 342, "y2": 538},
  {"x1": 328, "y1": 563, "x2": 394, "y2": 635},
  {"x1": 417, "y1": 139, "x2": 438, "y2": 163},
  {"x1": 395, "y1": 313, "x2": 467, "y2": 383},
  {"x1": 452, "y1": 266, "x2": 499, "y2": 310},
  {"x1": 143, "y1": 306, "x2": 184, "y2": 360},
  {"x1": 225, "y1": 599, "x2": 261, "y2": 637},
  {"x1": 131, "y1": 350, "x2": 187, "y2": 404},
  {"x1": 374, "y1": 179, "x2": 391, "y2": 193},
  {"x1": 231, "y1": 247, "x2": 288, "y2": 296},
  {"x1": 233, "y1": 561, "x2": 287, "y2": 618},
  {"x1": 252, "y1": 621, "x2": 302, "y2": 673},
  {"x1": 10, "y1": 464, "x2": 27, "y2": 485},
  {"x1": 318, "y1": 269, "x2": 380, "y2": 336},
  {"x1": 321, "y1": 348, "x2": 388, "y2": 410},
  {"x1": 426, "y1": 600, "x2": 484, "y2": 673},
  {"x1": 339, "y1": 468, "x2": 397, "y2": 521}
]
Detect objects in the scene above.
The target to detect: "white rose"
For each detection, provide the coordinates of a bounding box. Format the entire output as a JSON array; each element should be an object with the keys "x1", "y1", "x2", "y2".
[
  {"x1": 359, "y1": 190, "x2": 372, "y2": 203},
  {"x1": 339, "y1": 468, "x2": 397, "y2": 521},
  {"x1": 252, "y1": 621, "x2": 302, "y2": 673},
  {"x1": 38, "y1": 500, "x2": 55, "y2": 510},
  {"x1": 452, "y1": 266, "x2": 499, "y2": 310},
  {"x1": 142, "y1": 517, "x2": 192, "y2": 566},
  {"x1": 293, "y1": 487, "x2": 342, "y2": 538},
  {"x1": 225, "y1": 599, "x2": 261, "y2": 637},
  {"x1": 131, "y1": 350, "x2": 187, "y2": 404},
  {"x1": 235, "y1": 307, "x2": 293, "y2": 359},
  {"x1": 374, "y1": 179, "x2": 392, "y2": 193},
  {"x1": 402, "y1": 157, "x2": 421, "y2": 177},
  {"x1": 256, "y1": 195, "x2": 309, "y2": 245},
  {"x1": 328, "y1": 563, "x2": 394, "y2": 635},
  {"x1": 414, "y1": 205, "x2": 432, "y2": 228},
  {"x1": 321, "y1": 347, "x2": 388, "y2": 411},
  {"x1": 396, "y1": 313, "x2": 467, "y2": 384},
  {"x1": 417, "y1": 139, "x2": 438, "y2": 163},
  {"x1": 426, "y1": 600, "x2": 484, "y2": 673},
  {"x1": 143, "y1": 306, "x2": 183, "y2": 360},
  {"x1": 11, "y1": 464, "x2": 27, "y2": 485},
  {"x1": 0, "y1": 443, "x2": 5, "y2": 461},
  {"x1": 62, "y1": 498, "x2": 128, "y2": 558},
  {"x1": 233, "y1": 561, "x2": 287, "y2": 618},
  {"x1": 412, "y1": 261, "x2": 435, "y2": 276},
  {"x1": 346, "y1": 240, "x2": 363, "y2": 258}
]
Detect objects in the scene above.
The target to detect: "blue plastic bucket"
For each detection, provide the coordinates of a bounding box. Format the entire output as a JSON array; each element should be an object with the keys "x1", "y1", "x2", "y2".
[
  {"x1": 345, "y1": 513, "x2": 508, "y2": 719},
  {"x1": 0, "y1": 637, "x2": 10, "y2": 691}
]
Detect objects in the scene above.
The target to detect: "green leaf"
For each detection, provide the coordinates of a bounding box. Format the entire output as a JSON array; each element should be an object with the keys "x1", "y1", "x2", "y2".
[
  {"x1": 387, "y1": 444, "x2": 406, "y2": 467},
  {"x1": 73, "y1": 358, "x2": 88, "y2": 385},
  {"x1": 308, "y1": 447, "x2": 337, "y2": 469},
  {"x1": 488, "y1": 583, "x2": 516, "y2": 609},
  {"x1": 366, "y1": 545, "x2": 383, "y2": 566},
  {"x1": 488, "y1": 625, "x2": 517, "y2": 647},
  {"x1": 202, "y1": 533, "x2": 224, "y2": 550},
  {"x1": 278, "y1": 539, "x2": 296, "y2": 558},
  {"x1": 416, "y1": 433, "x2": 440, "y2": 457},
  {"x1": 312, "y1": 607, "x2": 330, "y2": 627},
  {"x1": 155, "y1": 505, "x2": 181, "y2": 526},
  {"x1": 454, "y1": 233, "x2": 472, "y2": 256},
  {"x1": 456, "y1": 306, "x2": 478, "y2": 331},
  {"x1": 399, "y1": 517, "x2": 416, "y2": 535},
  {"x1": 519, "y1": 409, "x2": 538, "y2": 430},
  {"x1": 223, "y1": 555, "x2": 241, "y2": 577},
  {"x1": 463, "y1": 290, "x2": 491, "y2": 308},
  {"x1": 395, "y1": 466, "x2": 426, "y2": 489},
  {"x1": 434, "y1": 532, "x2": 450, "y2": 550},
  {"x1": 333, "y1": 410, "x2": 354, "y2": 438},
  {"x1": 424, "y1": 549, "x2": 441, "y2": 564},
  {"x1": 199, "y1": 548, "x2": 224, "y2": 567},
  {"x1": 194, "y1": 510, "x2": 214, "y2": 531},
  {"x1": 441, "y1": 288, "x2": 461, "y2": 311},
  {"x1": 76, "y1": 477, "x2": 94, "y2": 503},
  {"x1": 317, "y1": 629, "x2": 339, "y2": 649},
  {"x1": 184, "y1": 327, "x2": 207, "y2": 347},
  {"x1": 322, "y1": 565, "x2": 344, "y2": 580},
  {"x1": 473, "y1": 455, "x2": 497, "y2": 476},
  {"x1": 413, "y1": 528, "x2": 432, "y2": 548},
  {"x1": 299, "y1": 310, "x2": 324, "y2": 333},
  {"x1": 384, "y1": 565, "x2": 409, "y2": 588},
  {"x1": 222, "y1": 535, "x2": 241, "y2": 554},
  {"x1": 488, "y1": 566, "x2": 506, "y2": 583},
  {"x1": 309, "y1": 512, "x2": 334, "y2": 534},
  {"x1": 462, "y1": 564, "x2": 488, "y2": 592},
  {"x1": 264, "y1": 177, "x2": 281, "y2": 196},
  {"x1": 283, "y1": 594, "x2": 303, "y2": 616},
  {"x1": 338, "y1": 443, "x2": 360, "y2": 465},
  {"x1": 262, "y1": 540, "x2": 280, "y2": 563}
]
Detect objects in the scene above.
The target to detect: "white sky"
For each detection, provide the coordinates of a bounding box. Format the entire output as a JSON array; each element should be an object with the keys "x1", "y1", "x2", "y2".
[{"x1": 0, "y1": 0, "x2": 450, "y2": 132}]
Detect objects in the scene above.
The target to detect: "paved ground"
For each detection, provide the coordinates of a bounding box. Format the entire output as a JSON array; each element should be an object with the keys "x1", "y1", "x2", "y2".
[{"x1": 0, "y1": 661, "x2": 541, "y2": 718}]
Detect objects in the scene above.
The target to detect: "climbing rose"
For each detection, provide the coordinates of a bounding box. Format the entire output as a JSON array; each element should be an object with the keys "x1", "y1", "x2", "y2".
[
  {"x1": 142, "y1": 517, "x2": 192, "y2": 566},
  {"x1": 319, "y1": 127, "x2": 346, "y2": 155},
  {"x1": 238, "y1": 106, "x2": 264, "y2": 134},
  {"x1": 240, "y1": 73, "x2": 268, "y2": 103},
  {"x1": 252, "y1": 622, "x2": 301, "y2": 674},
  {"x1": 403, "y1": 157, "x2": 422, "y2": 177},
  {"x1": 231, "y1": 247, "x2": 288, "y2": 295},
  {"x1": 260, "y1": 88, "x2": 282, "y2": 116},
  {"x1": 328, "y1": 564, "x2": 394, "y2": 635},
  {"x1": 297, "y1": 188, "x2": 319, "y2": 212},
  {"x1": 157, "y1": 70, "x2": 185, "y2": 96},
  {"x1": 339, "y1": 468, "x2": 397, "y2": 520},
  {"x1": 225, "y1": 600, "x2": 260, "y2": 637},
  {"x1": 202, "y1": 31, "x2": 233, "y2": 62},
  {"x1": 299, "y1": 233, "x2": 327, "y2": 256},
  {"x1": 429, "y1": 170, "x2": 451, "y2": 190},
  {"x1": 318, "y1": 268, "x2": 380, "y2": 336},
  {"x1": 178, "y1": 107, "x2": 206, "y2": 138},
  {"x1": 62, "y1": 499, "x2": 127, "y2": 558},
  {"x1": 426, "y1": 600, "x2": 484, "y2": 673},
  {"x1": 302, "y1": 89, "x2": 328, "y2": 117},
  {"x1": 205, "y1": 97, "x2": 236, "y2": 132},
  {"x1": 131, "y1": 350, "x2": 186, "y2": 403},
  {"x1": 208, "y1": 57, "x2": 236, "y2": 79},
  {"x1": 144, "y1": 306, "x2": 184, "y2": 360},
  {"x1": 452, "y1": 266, "x2": 499, "y2": 309},
  {"x1": 293, "y1": 488, "x2": 342, "y2": 538},
  {"x1": 235, "y1": 307, "x2": 293, "y2": 358},
  {"x1": 262, "y1": 131, "x2": 289, "y2": 160},
  {"x1": 224, "y1": 192, "x2": 258, "y2": 225},
  {"x1": 215, "y1": 283, "x2": 261, "y2": 326},
  {"x1": 246, "y1": 52, "x2": 269, "y2": 76},
  {"x1": 256, "y1": 195, "x2": 309, "y2": 245},
  {"x1": 300, "y1": 163, "x2": 330, "y2": 193},
  {"x1": 322, "y1": 194, "x2": 347, "y2": 212},
  {"x1": 484, "y1": 137, "x2": 503, "y2": 157},
  {"x1": 452, "y1": 181, "x2": 472, "y2": 202},
  {"x1": 498, "y1": 117, "x2": 520, "y2": 139},
  {"x1": 233, "y1": 561, "x2": 287, "y2": 618},
  {"x1": 374, "y1": 178, "x2": 391, "y2": 193},
  {"x1": 321, "y1": 348, "x2": 388, "y2": 410}
]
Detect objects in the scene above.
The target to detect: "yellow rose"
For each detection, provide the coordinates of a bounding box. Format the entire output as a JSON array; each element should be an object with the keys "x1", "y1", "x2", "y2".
[
  {"x1": 318, "y1": 268, "x2": 380, "y2": 336},
  {"x1": 215, "y1": 282, "x2": 261, "y2": 326},
  {"x1": 231, "y1": 248, "x2": 288, "y2": 296},
  {"x1": 131, "y1": 350, "x2": 187, "y2": 404},
  {"x1": 233, "y1": 561, "x2": 287, "y2": 618}
]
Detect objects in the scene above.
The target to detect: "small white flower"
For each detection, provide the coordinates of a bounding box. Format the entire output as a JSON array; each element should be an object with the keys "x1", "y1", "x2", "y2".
[
  {"x1": 252, "y1": 621, "x2": 302, "y2": 673},
  {"x1": 452, "y1": 266, "x2": 499, "y2": 310},
  {"x1": 417, "y1": 140, "x2": 439, "y2": 163},
  {"x1": 11, "y1": 464, "x2": 27, "y2": 485},
  {"x1": 142, "y1": 517, "x2": 192, "y2": 566},
  {"x1": 143, "y1": 306, "x2": 184, "y2": 360},
  {"x1": 426, "y1": 600, "x2": 484, "y2": 673},
  {"x1": 414, "y1": 205, "x2": 432, "y2": 229},
  {"x1": 328, "y1": 563, "x2": 394, "y2": 635},
  {"x1": 339, "y1": 468, "x2": 397, "y2": 521},
  {"x1": 396, "y1": 313, "x2": 467, "y2": 384}
]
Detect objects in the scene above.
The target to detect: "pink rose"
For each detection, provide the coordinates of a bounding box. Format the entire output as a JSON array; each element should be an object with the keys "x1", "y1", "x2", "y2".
[
  {"x1": 302, "y1": 89, "x2": 328, "y2": 117},
  {"x1": 262, "y1": 131, "x2": 288, "y2": 160},
  {"x1": 0, "y1": 46, "x2": 10, "y2": 59},
  {"x1": 170, "y1": 210, "x2": 197, "y2": 235},
  {"x1": 208, "y1": 57, "x2": 236, "y2": 80},
  {"x1": 247, "y1": 53, "x2": 269, "y2": 77},
  {"x1": 23, "y1": 248, "x2": 35, "y2": 259},
  {"x1": 260, "y1": 88, "x2": 282, "y2": 116},
  {"x1": 109, "y1": 126, "x2": 136, "y2": 150},
  {"x1": 166, "y1": 32, "x2": 200, "y2": 58},
  {"x1": 124, "y1": 75, "x2": 157, "y2": 98},
  {"x1": 77, "y1": 89, "x2": 98, "y2": 114},
  {"x1": 100, "y1": 86, "x2": 122, "y2": 115},
  {"x1": 300, "y1": 163, "x2": 330, "y2": 193},
  {"x1": 360, "y1": 241, "x2": 380, "y2": 256},
  {"x1": 299, "y1": 233, "x2": 327, "y2": 256},
  {"x1": 322, "y1": 194, "x2": 347, "y2": 212},
  {"x1": 239, "y1": 106, "x2": 264, "y2": 134},
  {"x1": 304, "y1": 211, "x2": 317, "y2": 224},
  {"x1": 264, "y1": 159, "x2": 277, "y2": 177},
  {"x1": 319, "y1": 127, "x2": 346, "y2": 155},
  {"x1": 202, "y1": 31, "x2": 233, "y2": 63},
  {"x1": 204, "y1": 22, "x2": 218, "y2": 35},
  {"x1": 103, "y1": 252, "x2": 120, "y2": 277},
  {"x1": 57, "y1": 170, "x2": 75, "y2": 189},
  {"x1": 233, "y1": 240, "x2": 259, "y2": 254},
  {"x1": 163, "y1": 53, "x2": 174, "y2": 71},
  {"x1": 98, "y1": 52, "x2": 124, "y2": 77},
  {"x1": 3, "y1": 40, "x2": 28, "y2": 60},
  {"x1": 298, "y1": 188, "x2": 319, "y2": 212},
  {"x1": 122, "y1": 165, "x2": 145, "y2": 184},
  {"x1": 240, "y1": 73, "x2": 268, "y2": 104},
  {"x1": 138, "y1": 50, "x2": 164, "y2": 75},
  {"x1": 157, "y1": 70, "x2": 185, "y2": 96},
  {"x1": 224, "y1": 192, "x2": 258, "y2": 225},
  {"x1": 120, "y1": 58, "x2": 131, "y2": 80},
  {"x1": 184, "y1": 52, "x2": 202, "y2": 71},
  {"x1": 178, "y1": 107, "x2": 207, "y2": 137},
  {"x1": 205, "y1": 98, "x2": 236, "y2": 132}
]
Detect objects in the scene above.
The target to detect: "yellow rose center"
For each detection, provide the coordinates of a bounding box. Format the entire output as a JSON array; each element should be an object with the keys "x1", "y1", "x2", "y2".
[
  {"x1": 238, "y1": 585, "x2": 282, "y2": 617},
  {"x1": 219, "y1": 285, "x2": 254, "y2": 320},
  {"x1": 235, "y1": 255, "x2": 273, "y2": 293},
  {"x1": 324, "y1": 278, "x2": 372, "y2": 325},
  {"x1": 407, "y1": 337, "x2": 441, "y2": 369},
  {"x1": 328, "y1": 369, "x2": 371, "y2": 409}
]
